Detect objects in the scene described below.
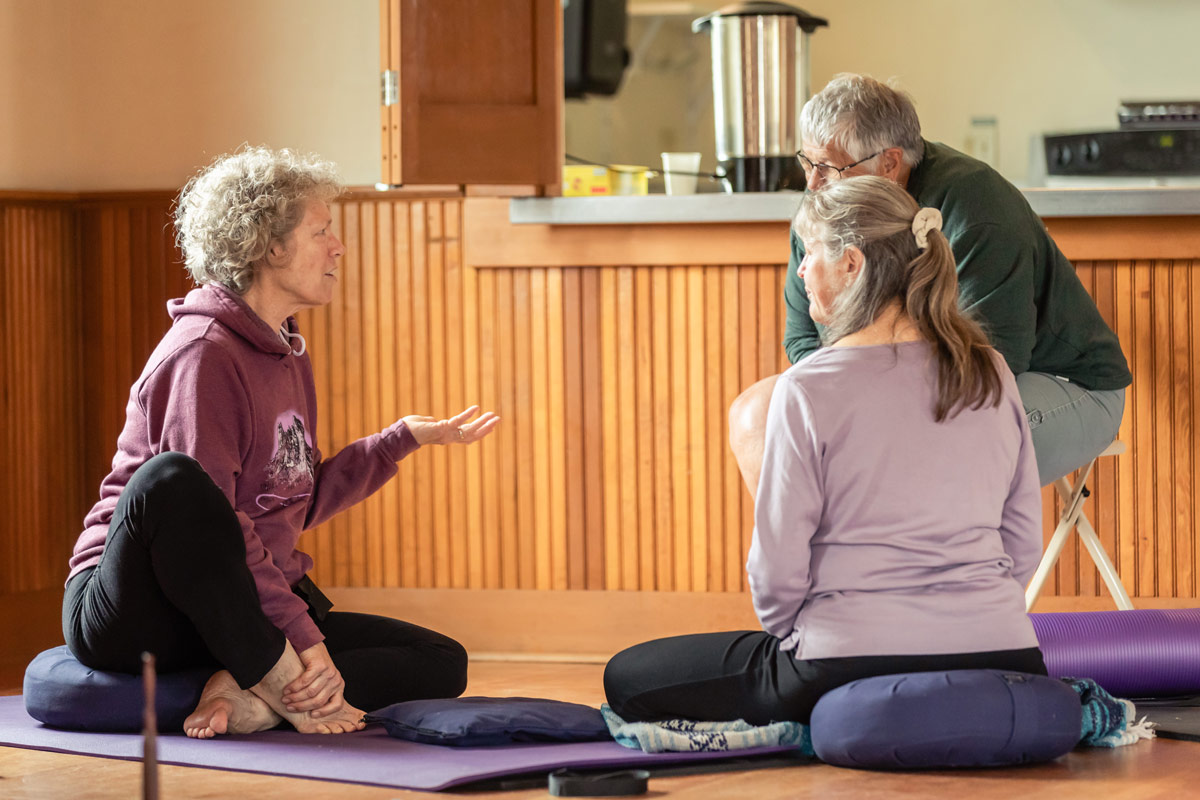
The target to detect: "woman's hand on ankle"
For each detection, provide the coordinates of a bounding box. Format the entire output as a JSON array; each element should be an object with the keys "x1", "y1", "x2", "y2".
[{"x1": 282, "y1": 641, "x2": 346, "y2": 716}]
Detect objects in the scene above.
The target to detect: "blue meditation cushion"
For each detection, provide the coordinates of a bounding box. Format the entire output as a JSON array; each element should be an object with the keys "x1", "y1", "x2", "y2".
[
  {"x1": 365, "y1": 696, "x2": 613, "y2": 746},
  {"x1": 809, "y1": 669, "x2": 1083, "y2": 769},
  {"x1": 23, "y1": 646, "x2": 212, "y2": 732}
]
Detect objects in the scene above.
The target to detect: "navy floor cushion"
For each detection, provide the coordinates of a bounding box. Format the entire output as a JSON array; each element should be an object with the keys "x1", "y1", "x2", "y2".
[
  {"x1": 366, "y1": 696, "x2": 612, "y2": 746},
  {"x1": 24, "y1": 646, "x2": 212, "y2": 732},
  {"x1": 809, "y1": 669, "x2": 1083, "y2": 769}
]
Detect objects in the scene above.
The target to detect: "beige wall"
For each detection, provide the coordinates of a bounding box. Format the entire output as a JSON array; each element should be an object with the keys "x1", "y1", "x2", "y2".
[
  {"x1": 0, "y1": 0, "x2": 379, "y2": 191},
  {"x1": 4, "y1": 1, "x2": 1196, "y2": 191},
  {"x1": 595, "y1": 0, "x2": 1200, "y2": 185}
]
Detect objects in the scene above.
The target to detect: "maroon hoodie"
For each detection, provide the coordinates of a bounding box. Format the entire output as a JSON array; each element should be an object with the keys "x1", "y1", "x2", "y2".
[{"x1": 69, "y1": 284, "x2": 418, "y2": 652}]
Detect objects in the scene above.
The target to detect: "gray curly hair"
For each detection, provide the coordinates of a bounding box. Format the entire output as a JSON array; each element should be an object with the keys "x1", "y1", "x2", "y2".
[
  {"x1": 800, "y1": 74, "x2": 924, "y2": 169},
  {"x1": 174, "y1": 146, "x2": 343, "y2": 293}
]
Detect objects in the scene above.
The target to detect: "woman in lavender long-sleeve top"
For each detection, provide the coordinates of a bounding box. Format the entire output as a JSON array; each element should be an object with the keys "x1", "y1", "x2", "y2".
[
  {"x1": 64, "y1": 147, "x2": 498, "y2": 738},
  {"x1": 605, "y1": 176, "x2": 1046, "y2": 725}
]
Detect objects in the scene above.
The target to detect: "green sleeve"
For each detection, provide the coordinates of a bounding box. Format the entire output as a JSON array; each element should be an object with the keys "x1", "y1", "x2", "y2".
[
  {"x1": 783, "y1": 228, "x2": 822, "y2": 364},
  {"x1": 951, "y1": 223, "x2": 1037, "y2": 376}
]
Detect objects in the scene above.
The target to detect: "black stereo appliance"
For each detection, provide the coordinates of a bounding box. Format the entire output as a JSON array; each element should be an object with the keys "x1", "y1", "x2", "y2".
[
  {"x1": 1045, "y1": 100, "x2": 1200, "y2": 177},
  {"x1": 1044, "y1": 129, "x2": 1200, "y2": 177}
]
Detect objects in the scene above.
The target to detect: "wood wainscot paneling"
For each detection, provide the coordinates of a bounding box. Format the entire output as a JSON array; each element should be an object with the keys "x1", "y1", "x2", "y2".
[
  {"x1": 75, "y1": 192, "x2": 188, "y2": 498},
  {"x1": 7, "y1": 187, "x2": 1200, "y2": 663},
  {"x1": 1, "y1": 190, "x2": 182, "y2": 674},
  {"x1": 0, "y1": 195, "x2": 84, "y2": 595},
  {"x1": 299, "y1": 195, "x2": 793, "y2": 593},
  {"x1": 305, "y1": 197, "x2": 1200, "y2": 609}
]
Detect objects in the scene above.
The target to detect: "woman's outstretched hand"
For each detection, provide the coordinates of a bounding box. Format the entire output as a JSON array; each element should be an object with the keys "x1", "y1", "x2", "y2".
[
  {"x1": 282, "y1": 642, "x2": 347, "y2": 718},
  {"x1": 403, "y1": 405, "x2": 500, "y2": 446}
]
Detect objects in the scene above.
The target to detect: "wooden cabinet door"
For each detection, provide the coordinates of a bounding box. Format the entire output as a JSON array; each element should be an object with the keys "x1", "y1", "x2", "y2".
[{"x1": 380, "y1": 0, "x2": 562, "y2": 193}]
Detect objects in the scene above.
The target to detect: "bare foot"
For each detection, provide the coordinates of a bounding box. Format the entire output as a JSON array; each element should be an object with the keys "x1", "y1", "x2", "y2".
[
  {"x1": 290, "y1": 702, "x2": 368, "y2": 734},
  {"x1": 184, "y1": 670, "x2": 282, "y2": 738},
  {"x1": 249, "y1": 641, "x2": 366, "y2": 735}
]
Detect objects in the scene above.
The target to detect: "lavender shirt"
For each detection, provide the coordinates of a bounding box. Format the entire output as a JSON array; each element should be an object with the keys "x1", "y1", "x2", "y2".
[{"x1": 749, "y1": 340, "x2": 1042, "y2": 660}]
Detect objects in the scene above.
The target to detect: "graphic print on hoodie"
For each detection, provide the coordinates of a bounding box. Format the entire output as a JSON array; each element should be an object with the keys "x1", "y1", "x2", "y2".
[{"x1": 259, "y1": 413, "x2": 316, "y2": 510}]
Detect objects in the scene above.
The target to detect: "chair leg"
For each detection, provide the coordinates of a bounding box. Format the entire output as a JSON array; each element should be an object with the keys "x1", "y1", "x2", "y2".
[
  {"x1": 1025, "y1": 479, "x2": 1084, "y2": 611},
  {"x1": 1074, "y1": 512, "x2": 1135, "y2": 610},
  {"x1": 1025, "y1": 459, "x2": 1094, "y2": 612},
  {"x1": 1024, "y1": 455, "x2": 1134, "y2": 612}
]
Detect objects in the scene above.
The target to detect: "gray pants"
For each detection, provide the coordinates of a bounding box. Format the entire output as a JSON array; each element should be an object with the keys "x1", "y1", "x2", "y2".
[{"x1": 1016, "y1": 372, "x2": 1126, "y2": 486}]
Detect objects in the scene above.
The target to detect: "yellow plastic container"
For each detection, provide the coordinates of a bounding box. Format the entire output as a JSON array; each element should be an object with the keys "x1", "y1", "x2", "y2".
[
  {"x1": 563, "y1": 165, "x2": 611, "y2": 196},
  {"x1": 608, "y1": 165, "x2": 650, "y2": 196},
  {"x1": 563, "y1": 164, "x2": 651, "y2": 196}
]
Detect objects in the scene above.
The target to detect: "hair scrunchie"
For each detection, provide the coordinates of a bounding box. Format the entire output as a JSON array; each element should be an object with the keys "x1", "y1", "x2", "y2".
[{"x1": 912, "y1": 207, "x2": 943, "y2": 250}]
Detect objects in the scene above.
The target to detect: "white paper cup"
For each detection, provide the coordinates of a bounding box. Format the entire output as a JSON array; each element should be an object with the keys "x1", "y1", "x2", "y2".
[{"x1": 661, "y1": 152, "x2": 702, "y2": 195}]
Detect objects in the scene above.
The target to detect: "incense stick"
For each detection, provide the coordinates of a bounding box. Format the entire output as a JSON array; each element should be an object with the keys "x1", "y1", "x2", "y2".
[{"x1": 142, "y1": 652, "x2": 159, "y2": 800}]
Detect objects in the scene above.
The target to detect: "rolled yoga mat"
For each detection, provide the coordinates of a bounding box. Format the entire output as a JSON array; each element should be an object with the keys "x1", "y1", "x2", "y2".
[{"x1": 1030, "y1": 608, "x2": 1200, "y2": 697}]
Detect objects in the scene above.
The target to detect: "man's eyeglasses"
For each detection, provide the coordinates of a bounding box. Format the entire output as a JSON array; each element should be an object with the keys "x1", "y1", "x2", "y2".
[{"x1": 796, "y1": 150, "x2": 884, "y2": 182}]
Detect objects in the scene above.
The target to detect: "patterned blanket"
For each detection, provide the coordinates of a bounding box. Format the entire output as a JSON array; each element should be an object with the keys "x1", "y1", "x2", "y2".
[{"x1": 603, "y1": 677, "x2": 1155, "y2": 754}]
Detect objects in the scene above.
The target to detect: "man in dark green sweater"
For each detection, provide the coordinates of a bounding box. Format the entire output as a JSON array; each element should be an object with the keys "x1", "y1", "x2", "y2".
[{"x1": 730, "y1": 74, "x2": 1131, "y2": 492}]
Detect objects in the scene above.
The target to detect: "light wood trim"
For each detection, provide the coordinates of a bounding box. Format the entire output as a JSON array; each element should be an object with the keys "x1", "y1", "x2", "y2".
[
  {"x1": 634, "y1": 269, "x2": 655, "y2": 590},
  {"x1": 617, "y1": 268, "x2": 638, "y2": 590},
  {"x1": 465, "y1": 201, "x2": 1200, "y2": 269},
  {"x1": 325, "y1": 586, "x2": 1200, "y2": 659},
  {"x1": 580, "y1": 270, "x2": 605, "y2": 590},
  {"x1": 599, "y1": 269, "x2": 621, "y2": 589},
  {"x1": 463, "y1": 197, "x2": 791, "y2": 267},
  {"x1": 530, "y1": 270, "x2": 551, "y2": 588},
  {"x1": 544, "y1": 271, "x2": 567, "y2": 589},
  {"x1": 380, "y1": 0, "x2": 401, "y2": 184},
  {"x1": 427, "y1": 202, "x2": 451, "y2": 587},
  {"x1": 1044, "y1": 216, "x2": 1200, "y2": 260},
  {"x1": 326, "y1": 587, "x2": 761, "y2": 658},
  {"x1": 341, "y1": 185, "x2": 463, "y2": 200}
]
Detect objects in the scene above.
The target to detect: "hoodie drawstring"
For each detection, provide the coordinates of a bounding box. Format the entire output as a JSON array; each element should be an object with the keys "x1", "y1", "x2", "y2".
[{"x1": 280, "y1": 328, "x2": 307, "y2": 356}]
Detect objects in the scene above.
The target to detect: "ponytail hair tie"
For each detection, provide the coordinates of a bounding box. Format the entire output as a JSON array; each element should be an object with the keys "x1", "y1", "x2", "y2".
[{"x1": 912, "y1": 207, "x2": 943, "y2": 250}]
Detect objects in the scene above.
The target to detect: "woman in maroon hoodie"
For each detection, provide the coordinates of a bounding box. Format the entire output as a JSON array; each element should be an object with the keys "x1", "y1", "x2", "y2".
[{"x1": 65, "y1": 147, "x2": 498, "y2": 738}]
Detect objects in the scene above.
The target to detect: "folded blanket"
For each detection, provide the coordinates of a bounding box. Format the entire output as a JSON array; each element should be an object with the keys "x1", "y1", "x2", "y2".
[
  {"x1": 1065, "y1": 677, "x2": 1157, "y2": 748},
  {"x1": 600, "y1": 704, "x2": 813, "y2": 755}
]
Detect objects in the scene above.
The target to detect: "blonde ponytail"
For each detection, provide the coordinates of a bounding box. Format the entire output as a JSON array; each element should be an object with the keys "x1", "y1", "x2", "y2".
[
  {"x1": 903, "y1": 228, "x2": 1002, "y2": 421},
  {"x1": 794, "y1": 176, "x2": 1003, "y2": 421}
]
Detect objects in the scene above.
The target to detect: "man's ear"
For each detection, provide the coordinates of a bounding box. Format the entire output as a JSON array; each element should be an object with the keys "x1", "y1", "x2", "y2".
[{"x1": 876, "y1": 147, "x2": 907, "y2": 182}]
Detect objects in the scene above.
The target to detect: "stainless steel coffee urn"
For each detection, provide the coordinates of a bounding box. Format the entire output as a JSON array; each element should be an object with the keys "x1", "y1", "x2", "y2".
[{"x1": 693, "y1": 2, "x2": 828, "y2": 192}]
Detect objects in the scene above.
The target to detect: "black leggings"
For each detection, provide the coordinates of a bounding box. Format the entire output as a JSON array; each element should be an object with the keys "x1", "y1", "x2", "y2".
[
  {"x1": 63, "y1": 452, "x2": 467, "y2": 710},
  {"x1": 604, "y1": 630, "x2": 1048, "y2": 725}
]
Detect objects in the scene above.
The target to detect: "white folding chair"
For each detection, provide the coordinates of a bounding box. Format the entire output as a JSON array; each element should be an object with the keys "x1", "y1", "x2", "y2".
[{"x1": 1024, "y1": 440, "x2": 1134, "y2": 611}]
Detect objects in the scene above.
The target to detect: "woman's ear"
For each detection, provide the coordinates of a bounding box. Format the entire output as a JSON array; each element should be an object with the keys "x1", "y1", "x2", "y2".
[
  {"x1": 265, "y1": 238, "x2": 290, "y2": 268},
  {"x1": 843, "y1": 245, "x2": 865, "y2": 283}
]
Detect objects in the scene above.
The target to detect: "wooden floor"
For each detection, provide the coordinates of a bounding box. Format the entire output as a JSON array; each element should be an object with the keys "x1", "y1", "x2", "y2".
[{"x1": 0, "y1": 660, "x2": 1194, "y2": 799}]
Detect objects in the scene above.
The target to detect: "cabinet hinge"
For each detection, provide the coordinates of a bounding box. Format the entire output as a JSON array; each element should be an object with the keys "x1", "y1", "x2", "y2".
[{"x1": 381, "y1": 70, "x2": 399, "y2": 107}]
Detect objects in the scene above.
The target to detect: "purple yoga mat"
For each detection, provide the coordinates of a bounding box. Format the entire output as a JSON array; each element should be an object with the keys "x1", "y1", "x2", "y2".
[
  {"x1": 1030, "y1": 608, "x2": 1200, "y2": 697},
  {"x1": 0, "y1": 696, "x2": 801, "y2": 792}
]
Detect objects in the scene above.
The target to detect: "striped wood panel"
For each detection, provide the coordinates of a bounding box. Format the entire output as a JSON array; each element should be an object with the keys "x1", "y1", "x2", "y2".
[
  {"x1": 299, "y1": 197, "x2": 1199, "y2": 601},
  {"x1": 0, "y1": 199, "x2": 85, "y2": 593},
  {"x1": 298, "y1": 198, "x2": 791, "y2": 591},
  {"x1": 4, "y1": 190, "x2": 1196, "y2": 604},
  {"x1": 1038, "y1": 259, "x2": 1199, "y2": 601},
  {"x1": 76, "y1": 196, "x2": 190, "y2": 505}
]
